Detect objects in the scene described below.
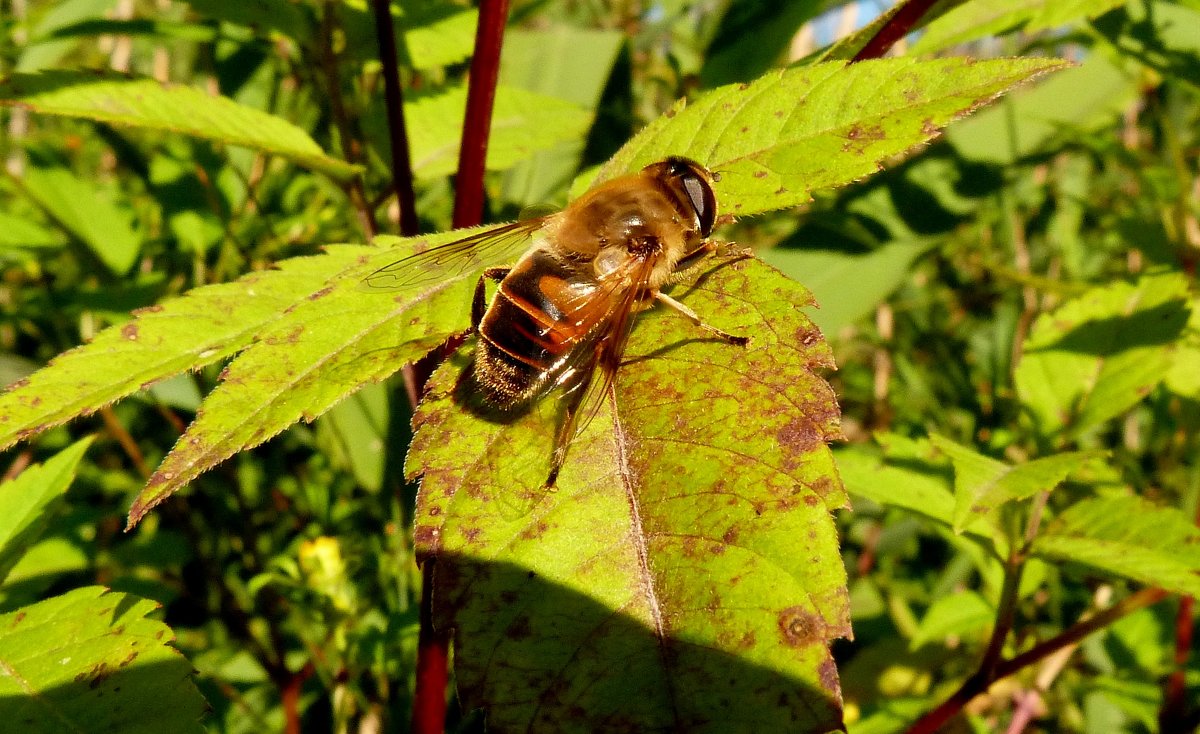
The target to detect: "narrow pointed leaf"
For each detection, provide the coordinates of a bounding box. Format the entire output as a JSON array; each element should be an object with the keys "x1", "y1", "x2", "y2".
[
  {"x1": 410, "y1": 259, "x2": 849, "y2": 731},
  {"x1": 14, "y1": 165, "x2": 141, "y2": 275},
  {"x1": 593, "y1": 57, "x2": 1069, "y2": 217},
  {"x1": 1031, "y1": 496, "x2": 1200, "y2": 597},
  {"x1": 910, "y1": 0, "x2": 1127, "y2": 56},
  {"x1": 931, "y1": 435, "x2": 1106, "y2": 532},
  {"x1": 127, "y1": 229, "x2": 531, "y2": 525},
  {"x1": 1014, "y1": 272, "x2": 1190, "y2": 440},
  {"x1": 0, "y1": 247, "x2": 371, "y2": 451},
  {"x1": 0, "y1": 587, "x2": 206, "y2": 734},
  {"x1": 0, "y1": 71, "x2": 360, "y2": 179},
  {"x1": 0, "y1": 438, "x2": 91, "y2": 584}
]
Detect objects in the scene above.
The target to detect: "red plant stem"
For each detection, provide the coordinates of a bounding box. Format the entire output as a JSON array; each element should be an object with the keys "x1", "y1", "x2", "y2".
[
  {"x1": 851, "y1": 0, "x2": 941, "y2": 62},
  {"x1": 412, "y1": 5, "x2": 511, "y2": 729},
  {"x1": 371, "y1": 0, "x2": 420, "y2": 236},
  {"x1": 412, "y1": 560, "x2": 450, "y2": 734},
  {"x1": 1160, "y1": 501, "x2": 1199, "y2": 730},
  {"x1": 451, "y1": 0, "x2": 512, "y2": 229},
  {"x1": 280, "y1": 662, "x2": 316, "y2": 734},
  {"x1": 906, "y1": 588, "x2": 1169, "y2": 734}
]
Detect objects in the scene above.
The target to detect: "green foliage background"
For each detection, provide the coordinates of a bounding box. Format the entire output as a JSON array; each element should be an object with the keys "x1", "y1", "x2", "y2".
[{"x1": 0, "y1": 1, "x2": 1199, "y2": 733}]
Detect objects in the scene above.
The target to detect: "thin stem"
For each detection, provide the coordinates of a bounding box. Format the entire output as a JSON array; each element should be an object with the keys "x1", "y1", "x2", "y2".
[
  {"x1": 371, "y1": 0, "x2": 420, "y2": 236},
  {"x1": 996, "y1": 588, "x2": 1168, "y2": 678},
  {"x1": 319, "y1": 1, "x2": 378, "y2": 239},
  {"x1": 451, "y1": 0, "x2": 512, "y2": 229},
  {"x1": 99, "y1": 406, "x2": 150, "y2": 479},
  {"x1": 851, "y1": 0, "x2": 941, "y2": 62},
  {"x1": 906, "y1": 587, "x2": 1170, "y2": 733}
]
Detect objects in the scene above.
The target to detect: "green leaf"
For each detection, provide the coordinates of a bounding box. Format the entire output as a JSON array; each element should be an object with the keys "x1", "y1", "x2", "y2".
[
  {"x1": 759, "y1": 240, "x2": 932, "y2": 335},
  {"x1": 1031, "y1": 496, "x2": 1200, "y2": 597},
  {"x1": 909, "y1": 590, "x2": 993, "y2": 651},
  {"x1": 0, "y1": 71, "x2": 360, "y2": 179},
  {"x1": 406, "y1": 84, "x2": 593, "y2": 179},
  {"x1": 1094, "y1": 1, "x2": 1200, "y2": 89},
  {"x1": 0, "y1": 439, "x2": 91, "y2": 585},
  {"x1": 124, "y1": 228, "x2": 528, "y2": 525},
  {"x1": 340, "y1": 1, "x2": 479, "y2": 70},
  {"x1": 837, "y1": 435, "x2": 1004, "y2": 549},
  {"x1": 593, "y1": 57, "x2": 1069, "y2": 217},
  {"x1": 11, "y1": 164, "x2": 141, "y2": 275},
  {"x1": 410, "y1": 258, "x2": 849, "y2": 731},
  {"x1": 699, "y1": 0, "x2": 833, "y2": 86},
  {"x1": 0, "y1": 587, "x2": 206, "y2": 734},
  {"x1": 498, "y1": 26, "x2": 625, "y2": 207},
  {"x1": 946, "y1": 55, "x2": 1136, "y2": 165},
  {"x1": 0, "y1": 247, "x2": 371, "y2": 451},
  {"x1": 1014, "y1": 271, "x2": 1191, "y2": 440},
  {"x1": 1164, "y1": 297, "x2": 1200, "y2": 399},
  {"x1": 177, "y1": 0, "x2": 311, "y2": 41},
  {"x1": 911, "y1": 0, "x2": 1127, "y2": 56},
  {"x1": 314, "y1": 381, "x2": 389, "y2": 493},
  {"x1": 0, "y1": 211, "x2": 66, "y2": 251},
  {"x1": 930, "y1": 435, "x2": 1105, "y2": 532}
]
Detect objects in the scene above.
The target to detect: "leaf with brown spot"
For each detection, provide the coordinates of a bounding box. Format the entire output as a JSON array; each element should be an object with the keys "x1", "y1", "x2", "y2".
[
  {"x1": 589, "y1": 57, "x2": 1068, "y2": 215},
  {"x1": 409, "y1": 258, "x2": 849, "y2": 731},
  {"x1": 0, "y1": 587, "x2": 205, "y2": 733}
]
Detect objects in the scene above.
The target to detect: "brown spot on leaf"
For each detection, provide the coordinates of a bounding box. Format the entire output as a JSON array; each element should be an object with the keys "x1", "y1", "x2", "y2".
[
  {"x1": 508, "y1": 614, "x2": 532, "y2": 641},
  {"x1": 777, "y1": 417, "x2": 821, "y2": 455},
  {"x1": 740, "y1": 125, "x2": 750, "y2": 133},
  {"x1": 738, "y1": 82, "x2": 751, "y2": 91},
  {"x1": 307, "y1": 286, "x2": 333, "y2": 301},
  {"x1": 121, "y1": 323, "x2": 138, "y2": 341},
  {"x1": 413, "y1": 525, "x2": 441, "y2": 551},
  {"x1": 265, "y1": 325, "x2": 304, "y2": 345},
  {"x1": 722, "y1": 527, "x2": 739, "y2": 545},
  {"x1": 753, "y1": 170, "x2": 768, "y2": 179},
  {"x1": 777, "y1": 606, "x2": 824, "y2": 647},
  {"x1": 132, "y1": 304, "x2": 163, "y2": 315},
  {"x1": 841, "y1": 122, "x2": 886, "y2": 154},
  {"x1": 818, "y1": 657, "x2": 841, "y2": 696}
]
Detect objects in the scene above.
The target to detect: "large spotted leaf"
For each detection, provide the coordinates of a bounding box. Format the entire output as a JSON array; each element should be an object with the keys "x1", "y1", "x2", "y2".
[{"x1": 410, "y1": 258, "x2": 849, "y2": 731}]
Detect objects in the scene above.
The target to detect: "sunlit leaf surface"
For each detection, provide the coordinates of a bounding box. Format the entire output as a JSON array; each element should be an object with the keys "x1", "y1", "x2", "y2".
[
  {"x1": 0, "y1": 71, "x2": 360, "y2": 178},
  {"x1": 410, "y1": 259, "x2": 850, "y2": 731},
  {"x1": 0, "y1": 587, "x2": 206, "y2": 734}
]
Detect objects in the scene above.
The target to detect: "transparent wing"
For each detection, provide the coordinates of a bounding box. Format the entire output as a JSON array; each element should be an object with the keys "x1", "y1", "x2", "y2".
[
  {"x1": 571, "y1": 257, "x2": 657, "y2": 442},
  {"x1": 361, "y1": 219, "x2": 547, "y2": 291},
  {"x1": 546, "y1": 256, "x2": 658, "y2": 483}
]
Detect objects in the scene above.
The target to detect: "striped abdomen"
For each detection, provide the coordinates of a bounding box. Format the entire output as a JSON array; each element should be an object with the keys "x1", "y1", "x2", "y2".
[{"x1": 474, "y1": 249, "x2": 607, "y2": 408}]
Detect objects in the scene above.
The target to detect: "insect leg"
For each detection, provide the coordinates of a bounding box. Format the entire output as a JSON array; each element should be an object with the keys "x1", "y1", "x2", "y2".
[
  {"x1": 672, "y1": 240, "x2": 752, "y2": 277},
  {"x1": 655, "y1": 292, "x2": 749, "y2": 346},
  {"x1": 471, "y1": 267, "x2": 511, "y2": 330}
]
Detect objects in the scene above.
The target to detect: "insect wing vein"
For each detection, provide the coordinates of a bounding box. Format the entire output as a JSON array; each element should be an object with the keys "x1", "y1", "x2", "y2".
[{"x1": 362, "y1": 219, "x2": 545, "y2": 291}]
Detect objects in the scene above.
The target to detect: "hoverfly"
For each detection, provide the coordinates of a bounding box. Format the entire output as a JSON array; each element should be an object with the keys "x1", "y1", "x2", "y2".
[{"x1": 364, "y1": 157, "x2": 749, "y2": 486}]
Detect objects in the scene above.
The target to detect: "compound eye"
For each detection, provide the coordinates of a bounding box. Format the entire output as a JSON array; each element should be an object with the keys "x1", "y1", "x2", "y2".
[{"x1": 680, "y1": 171, "x2": 716, "y2": 236}]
